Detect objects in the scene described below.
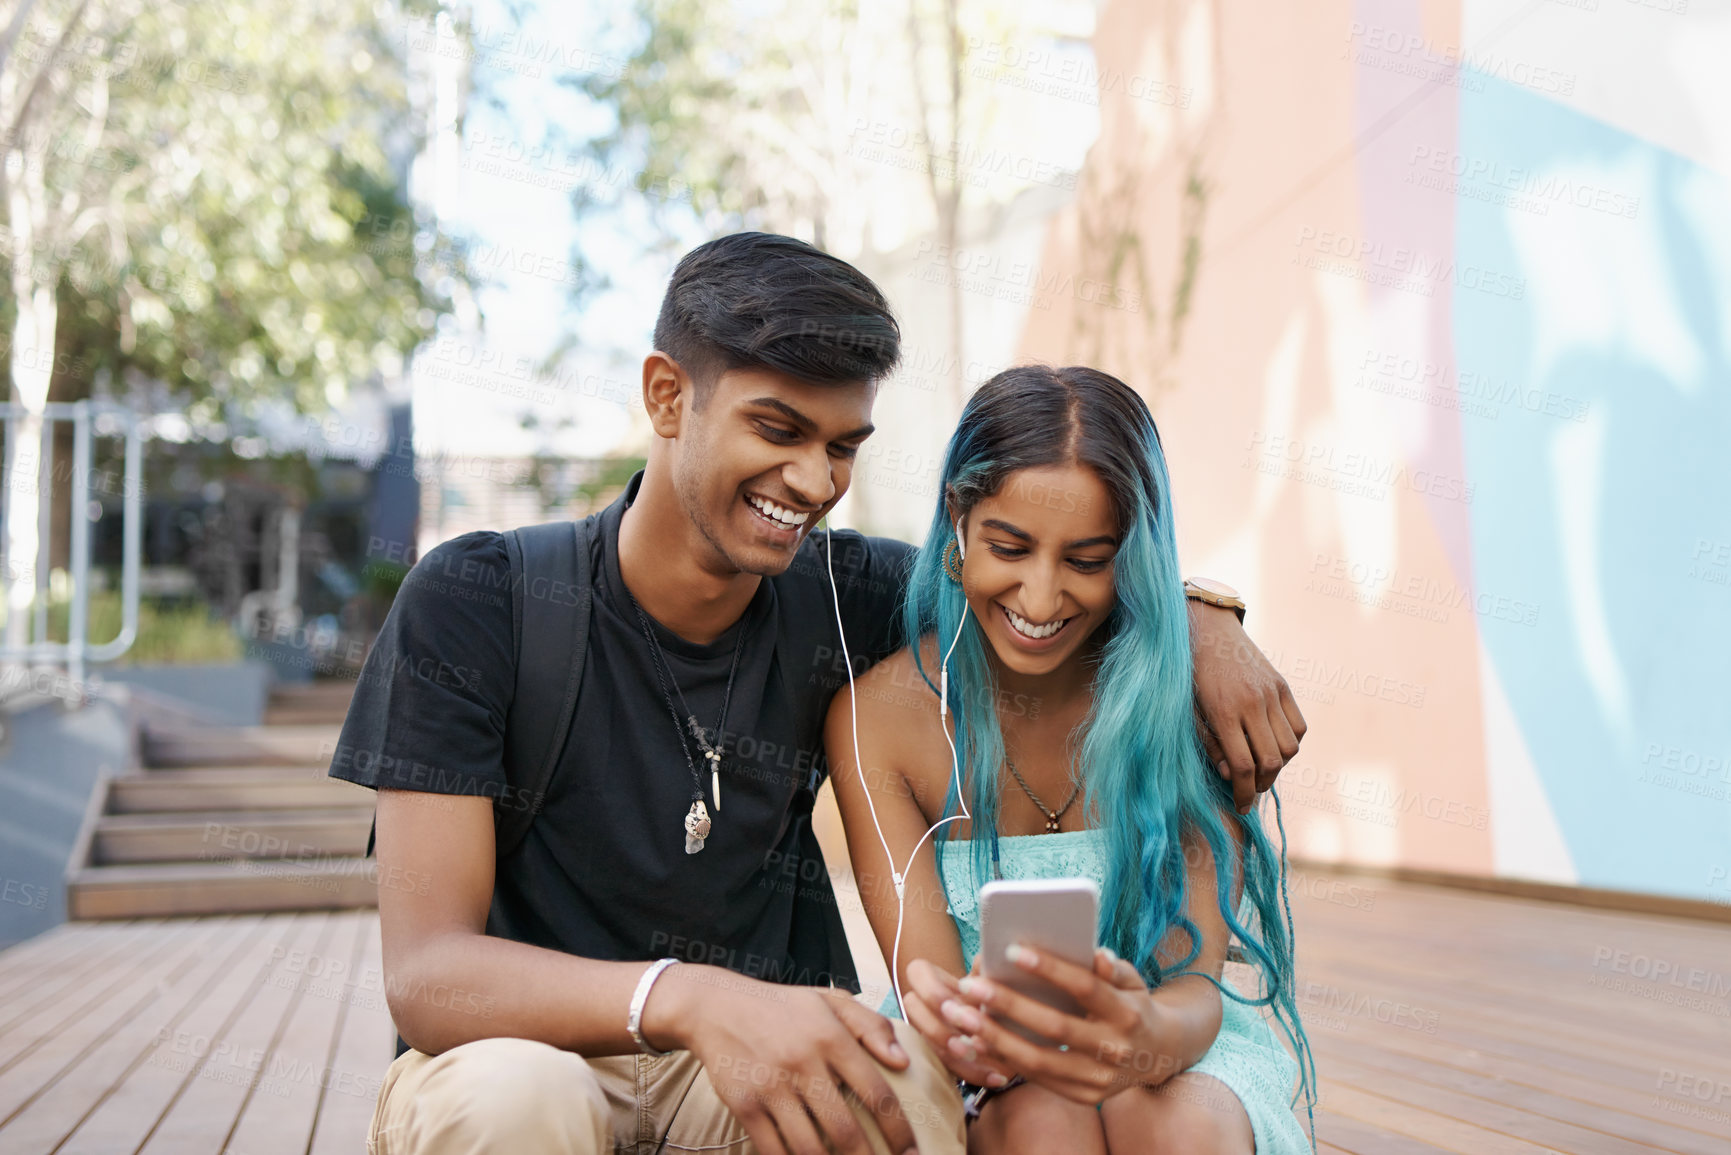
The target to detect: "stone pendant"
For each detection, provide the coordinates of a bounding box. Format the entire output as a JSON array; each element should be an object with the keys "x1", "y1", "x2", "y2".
[{"x1": 684, "y1": 798, "x2": 712, "y2": 855}]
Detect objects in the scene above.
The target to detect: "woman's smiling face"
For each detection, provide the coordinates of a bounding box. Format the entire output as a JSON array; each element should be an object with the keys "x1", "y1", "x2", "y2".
[{"x1": 954, "y1": 462, "x2": 1121, "y2": 678}]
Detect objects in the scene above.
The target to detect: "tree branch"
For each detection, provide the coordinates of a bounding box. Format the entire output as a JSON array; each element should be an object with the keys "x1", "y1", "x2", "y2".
[
  {"x1": 3, "y1": 0, "x2": 94, "y2": 148},
  {"x1": 0, "y1": 0, "x2": 40, "y2": 91}
]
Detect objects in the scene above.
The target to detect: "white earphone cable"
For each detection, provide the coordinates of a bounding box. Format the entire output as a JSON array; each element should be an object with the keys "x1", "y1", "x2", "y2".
[{"x1": 823, "y1": 521, "x2": 972, "y2": 1017}]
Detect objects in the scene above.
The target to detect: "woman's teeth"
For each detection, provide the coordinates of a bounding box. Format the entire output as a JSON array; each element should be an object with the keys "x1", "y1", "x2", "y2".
[
  {"x1": 747, "y1": 494, "x2": 810, "y2": 528},
  {"x1": 1004, "y1": 606, "x2": 1068, "y2": 640}
]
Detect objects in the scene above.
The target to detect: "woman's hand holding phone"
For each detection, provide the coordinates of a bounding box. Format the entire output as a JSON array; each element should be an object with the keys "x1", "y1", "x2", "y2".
[
  {"x1": 898, "y1": 958, "x2": 1016, "y2": 1089},
  {"x1": 937, "y1": 944, "x2": 1171, "y2": 1105}
]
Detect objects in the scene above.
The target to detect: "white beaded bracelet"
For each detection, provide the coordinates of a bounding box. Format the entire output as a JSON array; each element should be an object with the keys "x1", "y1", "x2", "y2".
[{"x1": 627, "y1": 958, "x2": 681, "y2": 1056}]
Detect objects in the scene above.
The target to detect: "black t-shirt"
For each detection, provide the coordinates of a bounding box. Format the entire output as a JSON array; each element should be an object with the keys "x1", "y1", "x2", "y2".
[{"x1": 330, "y1": 470, "x2": 912, "y2": 988}]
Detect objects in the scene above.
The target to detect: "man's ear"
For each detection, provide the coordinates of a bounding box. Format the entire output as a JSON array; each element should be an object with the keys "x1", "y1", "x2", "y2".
[{"x1": 642, "y1": 351, "x2": 689, "y2": 438}]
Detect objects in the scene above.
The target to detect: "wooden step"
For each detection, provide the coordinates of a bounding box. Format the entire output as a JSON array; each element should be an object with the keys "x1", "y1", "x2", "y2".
[
  {"x1": 92, "y1": 807, "x2": 374, "y2": 865},
  {"x1": 268, "y1": 680, "x2": 358, "y2": 705},
  {"x1": 66, "y1": 857, "x2": 379, "y2": 919},
  {"x1": 148, "y1": 762, "x2": 342, "y2": 774},
  {"x1": 109, "y1": 769, "x2": 372, "y2": 814},
  {"x1": 262, "y1": 705, "x2": 353, "y2": 725},
  {"x1": 142, "y1": 723, "x2": 342, "y2": 767},
  {"x1": 264, "y1": 680, "x2": 357, "y2": 725}
]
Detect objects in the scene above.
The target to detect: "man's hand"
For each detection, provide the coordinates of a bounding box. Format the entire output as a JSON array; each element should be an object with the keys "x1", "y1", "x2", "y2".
[
  {"x1": 898, "y1": 957, "x2": 1014, "y2": 1089},
  {"x1": 1189, "y1": 601, "x2": 1306, "y2": 813},
  {"x1": 644, "y1": 966, "x2": 921, "y2": 1155}
]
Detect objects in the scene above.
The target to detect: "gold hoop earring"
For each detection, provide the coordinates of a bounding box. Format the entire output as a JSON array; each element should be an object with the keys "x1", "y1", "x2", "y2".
[{"x1": 942, "y1": 539, "x2": 964, "y2": 582}]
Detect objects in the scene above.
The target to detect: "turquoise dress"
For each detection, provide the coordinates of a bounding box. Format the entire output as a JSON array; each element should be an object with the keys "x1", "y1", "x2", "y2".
[{"x1": 879, "y1": 828, "x2": 1311, "y2": 1154}]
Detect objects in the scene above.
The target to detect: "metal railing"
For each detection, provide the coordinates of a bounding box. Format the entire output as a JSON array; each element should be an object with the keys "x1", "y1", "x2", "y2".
[{"x1": 0, "y1": 401, "x2": 144, "y2": 692}]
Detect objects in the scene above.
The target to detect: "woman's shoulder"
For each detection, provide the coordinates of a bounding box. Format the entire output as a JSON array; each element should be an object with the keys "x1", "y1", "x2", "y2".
[
  {"x1": 852, "y1": 639, "x2": 943, "y2": 714},
  {"x1": 826, "y1": 641, "x2": 948, "y2": 758}
]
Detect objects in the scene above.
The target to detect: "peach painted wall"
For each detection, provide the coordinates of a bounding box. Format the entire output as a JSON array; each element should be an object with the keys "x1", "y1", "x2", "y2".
[{"x1": 1013, "y1": 0, "x2": 1731, "y2": 899}]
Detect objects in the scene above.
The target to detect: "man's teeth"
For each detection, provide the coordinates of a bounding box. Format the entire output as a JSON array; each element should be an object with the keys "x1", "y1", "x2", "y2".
[
  {"x1": 1005, "y1": 607, "x2": 1066, "y2": 640},
  {"x1": 747, "y1": 494, "x2": 810, "y2": 527}
]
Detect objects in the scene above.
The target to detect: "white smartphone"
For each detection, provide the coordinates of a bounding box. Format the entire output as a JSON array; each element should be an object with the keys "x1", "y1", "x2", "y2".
[{"x1": 976, "y1": 878, "x2": 1100, "y2": 1044}]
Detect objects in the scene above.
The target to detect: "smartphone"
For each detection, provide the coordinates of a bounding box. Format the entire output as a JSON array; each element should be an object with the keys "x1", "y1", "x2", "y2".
[{"x1": 976, "y1": 878, "x2": 1100, "y2": 1044}]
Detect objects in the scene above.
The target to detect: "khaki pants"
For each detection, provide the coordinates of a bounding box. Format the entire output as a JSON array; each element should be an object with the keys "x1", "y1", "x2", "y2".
[{"x1": 367, "y1": 1020, "x2": 965, "y2": 1155}]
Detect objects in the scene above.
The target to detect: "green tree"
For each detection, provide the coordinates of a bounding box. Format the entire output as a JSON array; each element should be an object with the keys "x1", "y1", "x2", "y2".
[
  {"x1": 568, "y1": 0, "x2": 1094, "y2": 409},
  {"x1": 0, "y1": 0, "x2": 462, "y2": 646}
]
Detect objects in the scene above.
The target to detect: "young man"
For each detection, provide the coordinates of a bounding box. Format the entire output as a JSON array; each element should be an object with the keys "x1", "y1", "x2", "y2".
[{"x1": 331, "y1": 232, "x2": 1305, "y2": 1155}]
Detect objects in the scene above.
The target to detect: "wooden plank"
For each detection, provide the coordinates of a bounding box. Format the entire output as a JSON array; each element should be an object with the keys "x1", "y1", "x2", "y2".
[
  {"x1": 144, "y1": 725, "x2": 342, "y2": 767},
  {"x1": 225, "y1": 912, "x2": 369, "y2": 1154},
  {"x1": 1289, "y1": 886, "x2": 1731, "y2": 983},
  {"x1": 1292, "y1": 961, "x2": 1726, "y2": 1083},
  {"x1": 0, "y1": 921, "x2": 137, "y2": 1006},
  {"x1": 1293, "y1": 881, "x2": 1731, "y2": 964},
  {"x1": 1313, "y1": 1108, "x2": 1457, "y2": 1154},
  {"x1": 136, "y1": 913, "x2": 343, "y2": 1153},
  {"x1": 261, "y1": 709, "x2": 351, "y2": 727},
  {"x1": 266, "y1": 682, "x2": 355, "y2": 706},
  {"x1": 1290, "y1": 907, "x2": 1723, "y2": 980},
  {"x1": 1294, "y1": 897, "x2": 1731, "y2": 994},
  {"x1": 1295, "y1": 948, "x2": 1731, "y2": 1079},
  {"x1": 0, "y1": 918, "x2": 269, "y2": 1148},
  {"x1": 108, "y1": 772, "x2": 368, "y2": 814},
  {"x1": 1423, "y1": 1013, "x2": 1717, "y2": 1104},
  {"x1": 1298, "y1": 857, "x2": 1731, "y2": 926},
  {"x1": 60, "y1": 772, "x2": 111, "y2": 887},
  {"x1": 94, "y1": 808, "x2": 372, "y2": 866},
  {"x1": 1318, "y1": 1079, "x2": 1574, "y2": 1154},
  {"x1": 264, "y1": 683, "x2": 355, "y2": 727},
  {"x1": 1309, "y1": 1032, "x2": 1729, "y2": 1152},
  {"x1": 1321, "y1": 1051, "x2": 1682, "y2": 1154},
  {"x1": 54, "y1": 915, "x2": 321, "y2": 1155},
  {"x1": 6, "y1": 865, "x2": 1725, "y2": 1155},
  {"x1": 1296, "y1": 968, "x2": 1730, "y2": 1107},
  {"x1": 1303, "y1": 998, "x2": 1731, "y2": 1139},
  {"x1": 68, "y1": 857, "x2": 378, "y2": 920},
  {"x1": 262, "y1": 686, "x2": 356, "y2": 729},
  {"x1": 1290, "y1": 922, "x2": 1731, "y2": 1070},
  {"x1": 0, "y1": 921, "x2": 205, "y2": 1071},
  {"x1": 0, "y1": 919, "x2": 229, "y2": 1119},
  {"x1": 1290, "y1": 884, "x2": 1731, "y2": 970},
  {"x1": 0, "y1": 923, "x2": 156, "y2": 1038},
  {"x1": 306, "y1": 913, "x2": 394, "y2": 1155}
]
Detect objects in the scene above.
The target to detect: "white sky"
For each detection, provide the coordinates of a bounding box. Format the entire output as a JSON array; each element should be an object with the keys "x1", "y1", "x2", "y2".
[{"x1": 408, "y1": 0, "x2": 679, "y2": 460}]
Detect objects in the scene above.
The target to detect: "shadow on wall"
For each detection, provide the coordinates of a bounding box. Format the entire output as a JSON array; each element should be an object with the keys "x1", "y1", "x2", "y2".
[{"x1": 1453, "y1": 73, "x2": 1731, "y2": 899}]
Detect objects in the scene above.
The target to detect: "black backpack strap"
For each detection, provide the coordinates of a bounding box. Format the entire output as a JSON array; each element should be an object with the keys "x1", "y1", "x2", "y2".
[
  {"x1": 496, "y1": 516, "x2": 596, "y2": 858},
  {"x1": 383, "y1": 517, "x2": 593, "y2": 1059}
]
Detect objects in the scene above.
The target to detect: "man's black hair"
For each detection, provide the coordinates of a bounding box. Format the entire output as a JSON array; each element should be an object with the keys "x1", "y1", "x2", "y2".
[{"x1": 653, "y1": 232, "x2": 901, "y2": 397}]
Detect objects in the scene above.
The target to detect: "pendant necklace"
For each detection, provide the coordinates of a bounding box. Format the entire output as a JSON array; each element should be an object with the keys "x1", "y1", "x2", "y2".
[
  {"x1": 625, "y1": 592, "x2": 747, "y2": 855},
  {"x1": 1004, "y1": 753, "x2": 1081, "y2": 833}
]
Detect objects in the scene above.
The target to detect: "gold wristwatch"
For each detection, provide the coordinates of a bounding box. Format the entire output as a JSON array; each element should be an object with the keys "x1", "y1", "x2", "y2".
[{"x1": 1184, "y1": 577, "x2": 1245, "y2": 623}]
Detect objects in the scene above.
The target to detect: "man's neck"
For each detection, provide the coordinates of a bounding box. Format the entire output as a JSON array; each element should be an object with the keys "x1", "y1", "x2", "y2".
[{"x1": 617, "y1": 468, "x2": 761, "y2": 646}]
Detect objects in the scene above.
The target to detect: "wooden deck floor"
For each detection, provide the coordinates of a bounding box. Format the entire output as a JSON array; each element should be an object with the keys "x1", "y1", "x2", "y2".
[
  {"x1": 0, "y1": 909, "x2": 390, "y2": 1154},
  {"x1": 0, "y1": 875, "x2": 1726, "y2": 1153},
  {"x1": 1286, "y1": 876, "x2": 1731, "y2": 1154}
]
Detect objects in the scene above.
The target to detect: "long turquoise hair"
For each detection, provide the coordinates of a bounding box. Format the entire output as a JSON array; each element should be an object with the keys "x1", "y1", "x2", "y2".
[{"x1": 904, "y1": 365, "x2": 1314, "y2": 1116}]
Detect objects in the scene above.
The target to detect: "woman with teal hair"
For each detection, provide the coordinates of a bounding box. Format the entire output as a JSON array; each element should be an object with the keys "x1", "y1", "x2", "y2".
[{"x1": 826, "y1": 365, "x2": 1315, "y2": 1152}]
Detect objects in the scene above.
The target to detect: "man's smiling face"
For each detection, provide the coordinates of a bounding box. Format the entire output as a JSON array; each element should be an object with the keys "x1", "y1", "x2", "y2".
[{"x1": 672, "y1": 365, "x2": 877, "y2": 576}]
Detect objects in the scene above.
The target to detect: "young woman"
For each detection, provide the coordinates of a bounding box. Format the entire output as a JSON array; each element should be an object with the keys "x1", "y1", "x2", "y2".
[{"x1": 826, "y1": 365, "x2": 1314, "y2": 1153}]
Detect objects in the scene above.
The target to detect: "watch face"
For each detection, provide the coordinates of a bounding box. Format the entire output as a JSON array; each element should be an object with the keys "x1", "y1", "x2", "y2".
[{"x1": 1189, "y1": 576, "x2": 1240, "y2": 601}]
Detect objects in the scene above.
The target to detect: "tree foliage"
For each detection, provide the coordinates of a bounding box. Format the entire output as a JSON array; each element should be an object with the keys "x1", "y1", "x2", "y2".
[
  {"x1": 1, "y1": 0, "x2": 464, "y2": 417},
  {"x1": 565, "y1": 0, "x2": 1092, "y2": 414}
]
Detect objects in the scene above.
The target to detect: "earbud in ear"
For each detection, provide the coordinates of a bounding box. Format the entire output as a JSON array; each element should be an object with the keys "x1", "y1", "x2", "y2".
[{"x1": 953, "y1": 518, "x2": 966, "y2": 560}]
